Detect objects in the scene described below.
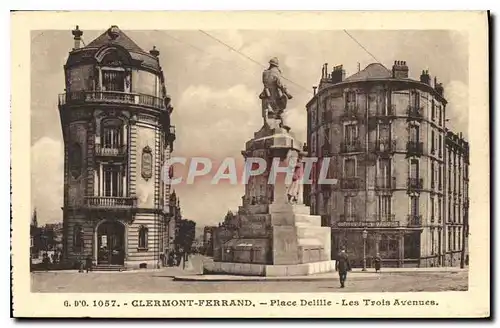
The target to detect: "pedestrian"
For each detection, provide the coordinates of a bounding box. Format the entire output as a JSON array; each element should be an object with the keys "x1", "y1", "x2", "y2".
[
  {"x1": 335, "y1": 246, "x2": 351, "y2": 288},
  {"x1": 374, "y1": 253, "x2": 382, "y2": 273},
  {"x1": 85, "y1": 255, "x2": 93, "y2": 273}
]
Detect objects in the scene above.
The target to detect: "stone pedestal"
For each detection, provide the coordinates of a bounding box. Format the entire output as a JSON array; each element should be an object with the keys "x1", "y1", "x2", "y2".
[{"x1": 204, "y1": 123, "x2": 334, "y2": 276}]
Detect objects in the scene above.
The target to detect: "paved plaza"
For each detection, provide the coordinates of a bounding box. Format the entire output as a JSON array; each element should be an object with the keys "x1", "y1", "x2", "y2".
[{"x1": 31, "y1": 256, "x2": 468, "y2": 293}]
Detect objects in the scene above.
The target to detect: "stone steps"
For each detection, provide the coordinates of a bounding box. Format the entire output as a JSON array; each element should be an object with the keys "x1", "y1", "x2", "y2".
[
  {"x1": 297, "y1": 226, "x2": 328, "y2": 238},
  {"x1": 293, "y1": 214, "x2": 322, "y2": 226},
  {"x1": 297, "y1": 238, "x2": 322, "y2": 247}
]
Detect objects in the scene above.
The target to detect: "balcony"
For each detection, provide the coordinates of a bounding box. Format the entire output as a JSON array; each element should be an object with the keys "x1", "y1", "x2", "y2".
[
  {"x1": 340, "y1": 140, "x2": 362, "y2": 153},
  {"x1": 406, "y1": 106, "x2": 424, "y2": 120},
  {"x1": 406, "y1": 141, "x2": 424, "y2": 156},
  {"x1": 371, "y1": 139, "x2": 397, "y2": 153},
  {"x1": 84, "y1": 196, "x2": 137, "y2": 211},
  {"x1": 59, "y1": 91, "x2": 166, "y2": 111},
  {"x1": 375, "y1": 176, "x2": 396, "y2": 190},
  {"x1": 407, "y1": 215, "x2": 422, "y2": 227},
  {"x1": 370, "y1": 104, "x2": 395, "y2": 118},
  {"x1": 407, "y1": 178, "x2": 423, "y2": 190},
  {"x1": 339, "y1": 214, "x2": 358, "y2": 222},
  {"x1": 95, "y1": 144, "x2": 127, "y2": 157},
  {"x1": 336, "y1": 219, "x2": 400, "y2": 228},
  {"x1": 341, "y1": 105, "x2": 362, "y2": 121},
  {"x1": 340, "y1": 177, "x2": 361, "y2": 190},
  {"x1": 372, "y1": 213, "x2": 397, "y2": 222}
]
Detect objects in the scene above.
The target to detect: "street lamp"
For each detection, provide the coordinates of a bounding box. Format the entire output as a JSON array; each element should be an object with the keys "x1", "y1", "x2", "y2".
[{"x1": 362, "y1": 229, "x2": 368, "y2": 271}]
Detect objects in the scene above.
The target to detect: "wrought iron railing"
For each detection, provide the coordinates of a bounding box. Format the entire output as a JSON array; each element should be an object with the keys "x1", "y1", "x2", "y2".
[
  {"x1": 375, "y1": 176, "x2": 396, "y2": 190},
  {"x1": 95, "y1": 144, "x2": 127, "y2": 157},
  {"x1": 59, "y1": 91, "x2": 165, "y2": 110},
  {"x1": 407, "y1": 215, "x2": 422, "y2": 227}
]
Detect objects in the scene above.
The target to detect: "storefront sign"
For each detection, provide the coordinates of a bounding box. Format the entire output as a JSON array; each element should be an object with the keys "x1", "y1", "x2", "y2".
[{"x1": 336, "y1": 221, "x2": 401, "y2": 228}]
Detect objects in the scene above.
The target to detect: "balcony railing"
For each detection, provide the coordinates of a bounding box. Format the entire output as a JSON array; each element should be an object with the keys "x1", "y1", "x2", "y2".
[
  {"x1": 370, "y1": 104, "x2": 396, "y2": 118},
  {"x1": 59, "y1": 91, "x2": 165, "y2": 110},
  {"x1": 407, "y1": 215, "x2": 422, "y2": 227},
  {"x1": 406, "y1": 141, "x2": 424, "y2": 156},
  {"x1": 407, "y1": 106, "x2": 424, "y2": 119},
  {"x1": 407, "y1": 178, "x2": 423, "y2": 190},
  {"x1": 371, "y1": 140, "x2": 397, "y2": 153},
  {"x1": 95, "y1": 144, "x2": 127, "y2": 157},
  {"x1": 84, "y1": 196, "x2": 137, "y2": 210},
  {"x1": 341, "y1": 105, "x2": 361, "y2": 121},
  {"x1": 372, "y1": 213, "x2": 397, "y2": 222},
  {"x1": 340, "y1": 140, "x2": 362, "y2": 153},
  {"x1": 340, "y1": 177, "x2": 361, "y2": 190},
  {"x1": 375, "y1": 176, "x2": 396, "y2": 190},
  {"x1": 339, "y1": 214, "x2": 358, "y2": 222}
]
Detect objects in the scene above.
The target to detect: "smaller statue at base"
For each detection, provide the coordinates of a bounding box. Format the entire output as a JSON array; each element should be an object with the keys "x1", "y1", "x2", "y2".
[
  {"x1": 260, "y1": 57, "x2": 293, "y2": 128},
  {"x1": 286, "y1": 147, "x2": 307, "y2": 205}
]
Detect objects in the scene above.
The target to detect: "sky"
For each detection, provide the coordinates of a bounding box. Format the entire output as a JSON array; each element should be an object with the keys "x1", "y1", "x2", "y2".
[{"x1": 31, "y1": 29, "x2": 469, "y2": 226}]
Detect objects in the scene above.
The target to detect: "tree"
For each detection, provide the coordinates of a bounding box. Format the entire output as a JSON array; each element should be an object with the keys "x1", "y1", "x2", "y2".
[{"x1": 174, "y1": 219, "x2": 196, "y2": 254}]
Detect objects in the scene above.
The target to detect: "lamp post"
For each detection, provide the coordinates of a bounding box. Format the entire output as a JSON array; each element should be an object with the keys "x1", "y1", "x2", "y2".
[{"x1": 362, "y1": 229, "x2": 368, "y2": 271}]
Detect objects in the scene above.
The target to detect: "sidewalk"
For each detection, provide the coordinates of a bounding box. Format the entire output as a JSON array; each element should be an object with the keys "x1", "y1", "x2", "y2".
[{"x1": 173, "y1": 267, "x2": 467, "y2": 282}]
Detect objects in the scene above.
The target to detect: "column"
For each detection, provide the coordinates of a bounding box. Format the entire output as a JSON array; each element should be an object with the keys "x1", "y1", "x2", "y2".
[
  {"x1": 98, "y1": 67, "x2": 102, "y2": 91},
  {"x1": 93, "y1": 225, "x2": 98, "y2": 263},
  {"x1": 99, "y1": 164, "x2": 103, "y2": 196},
  {"x1": 94, "y1": 169, "x2": 98, "y2": 196}
]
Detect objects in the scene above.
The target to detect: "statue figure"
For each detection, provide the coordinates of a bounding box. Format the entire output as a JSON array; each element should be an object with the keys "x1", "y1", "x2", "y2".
[{"x1": 260, "y1": 57, "x2": 293, "y2": 127}]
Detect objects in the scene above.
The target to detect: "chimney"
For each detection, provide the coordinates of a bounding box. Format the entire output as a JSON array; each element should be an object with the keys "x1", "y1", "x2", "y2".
[
  {"x1": 149, "y1": 46, "x2": 160, "y2": 58},
  {"x1": 420, "y1": 69, "x2": 431, "y2": 85},
  {"x1": 392, "y1": 60, "x2": 409, "y2": 79},
  {"x1": 330, "y1": 64, "x2": 345, "y2": 84},
  {"x1": 71, "y1": 25, "x2": 83, "y2": 50},
  {"x1": 313, "y1": 86, "x2": 318, "y2": 96},
  {"x1": 434, "y1": 76, "x2": 444, "y2": 96},
  {"x1": 322, "y1": 63, "x2": 329, "y2": 79}
]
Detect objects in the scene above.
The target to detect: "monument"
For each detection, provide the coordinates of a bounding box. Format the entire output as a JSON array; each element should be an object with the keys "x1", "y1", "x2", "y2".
[{"x1": 204, "y1": 57, "x2": 334, "y2": 276}]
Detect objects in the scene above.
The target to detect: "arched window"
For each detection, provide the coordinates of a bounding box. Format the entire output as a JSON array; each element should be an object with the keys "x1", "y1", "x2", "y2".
[
  {"x1": 138, "y1": 226, "x2": 148, "y2": 250},
  {"x1": 73, "y1": 225, "x2": 83, "y2": 252}
]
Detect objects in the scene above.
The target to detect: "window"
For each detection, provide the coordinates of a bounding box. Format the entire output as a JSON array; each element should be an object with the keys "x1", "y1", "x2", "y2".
[
  {"x1": 410, "y1": 196, "x2": 419, "y2": 217},
  {"x1": 431, "y1": 100, "x2": 436, "y2": 121},
  {"x1": 379, "y1": 158, "x2": 392, "y2": 187},
  {"x1": 439, "y1": 135, "x2": 442, "y2": 157},
  {"x1": 438, "y1": 197, "x2": 442, "y2": 223},
  {"x1": 102, "y1": 119, "x2": 123, "y2": 148},
  {"x1": 138, "y1": 226, "x2": 149, "y2": 249},
  {"x1": 378, "y1": 123, "x2": 390, "y2": 142},
  {"x1": 346, "y1": 91, "x2": 356, "y2": 107},
  {"x1": 431, "y1": 130, "x2": 435, "y2": 154},
  {"x1": 439, "y1": 106, "x2": 443, "y2": 126},
  {"x1": 430, "y1": 196, "x2": 435, "y2": 222},
  {"x1": 344, "y1": 124, "x2": 358, "y2": 144},
  {"x1": 343, "y1": 196, "x2": 354, "y2": 220},
  {"x1": 103, "y1": 165, "x2": 123, "y2": 197},
  {"x1": 448, "y1": 229, "x2": 452, "y2": 251},
  {"x1": 344, "y1": 158, "x2": 356, "y2": 178},
  {"x1": 448, "y1": 198, "x2": 452, "y2": 222},
  {"x1": 73, "y1": 225, "x2": 84, "y2": 252},
  {"x1": 453, "y1": 227, "x2": 456, "y2": 251},
  {"x1": 379, "y1": 235, "x2": 388, "y2": 252},
  {"x1": 410, "y1": 159, "x2": 419, "y2": 179},
  {"x1": 409, "y1": 125, "x2": 420, "y2": 142},
  {"x1": 431, "y1": 228, "x2": 435, "y2": 255},
  {"x1": 458, "y1": 228, "x2": 461, "y2": 251},
  {"x1": 431, "y1": 161, "x2": 435, "y2": 188},
  {"x1": 410, "y1": 90, "x2": 420, "y2": 108},
  {"x1": 438, "y1": 165, "x2": 442, "y2": 190},
  {"x1": 379, "y1": 196, "x2": 392, "y2": 220},
  {"x1": 102, "y1": 70, "x2": 125, "y2": 92}
]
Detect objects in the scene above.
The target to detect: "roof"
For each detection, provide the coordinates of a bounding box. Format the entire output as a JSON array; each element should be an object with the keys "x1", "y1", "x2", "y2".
[
  {"x1": 344, "y1": 63, "x2": 392, "y2": 82},
  {"x1": 86, "y1": 26, "x2": 147, "y2": 54},
  {"x1": 66, "y1": 26, "x2": 161, "y2": 72}
]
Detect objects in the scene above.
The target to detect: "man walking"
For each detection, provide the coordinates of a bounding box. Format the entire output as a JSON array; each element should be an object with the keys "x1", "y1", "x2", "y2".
[{"x1": 336, "y1": 246, "x2": 351, "y2": 288}]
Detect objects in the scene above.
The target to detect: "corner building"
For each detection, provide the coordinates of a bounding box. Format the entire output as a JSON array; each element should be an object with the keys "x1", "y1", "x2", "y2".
[
  {"x1": 59, "y1": 26, "x2": 176, "y2": 269},
  {"x1": 305, "y1": 61, "x2": 462, "y2": 268}
]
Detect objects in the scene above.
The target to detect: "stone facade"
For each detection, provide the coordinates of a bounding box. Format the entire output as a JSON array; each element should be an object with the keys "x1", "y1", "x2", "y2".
[
  {"x1": 59, "y1": 26, "x2": 176, "y2": 269},
  {"x1": 306, "y1": 62, "x2": 468, "y2": 268}
]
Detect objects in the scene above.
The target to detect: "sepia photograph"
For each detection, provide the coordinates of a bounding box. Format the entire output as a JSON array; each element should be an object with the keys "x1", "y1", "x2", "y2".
[{"x1": 11, "y1": 11, "x2": 489, "y2": 318}]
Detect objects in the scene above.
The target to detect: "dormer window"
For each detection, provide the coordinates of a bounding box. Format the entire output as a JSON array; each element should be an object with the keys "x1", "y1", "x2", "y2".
[{"x1": 102, "y1": 70, "x2": 125, "y2": 92}]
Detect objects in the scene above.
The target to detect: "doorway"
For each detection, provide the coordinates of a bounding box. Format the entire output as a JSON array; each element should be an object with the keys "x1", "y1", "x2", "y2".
[{"x1": 97, "y1": 221, "x2": 125, "y2": 265}]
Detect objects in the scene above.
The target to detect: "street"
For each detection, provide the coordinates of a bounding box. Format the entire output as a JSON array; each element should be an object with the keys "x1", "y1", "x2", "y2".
[{"x1": 31, "y1": 256, "x2": 468, "y2": 293}]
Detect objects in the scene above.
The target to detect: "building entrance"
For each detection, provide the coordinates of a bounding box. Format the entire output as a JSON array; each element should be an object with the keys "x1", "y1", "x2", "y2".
[{"x1": 97, "y1": 221, "x2": 125, "y2": 265}]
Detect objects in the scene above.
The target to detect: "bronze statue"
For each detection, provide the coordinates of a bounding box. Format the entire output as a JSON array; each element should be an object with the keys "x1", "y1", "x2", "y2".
[{"x1": 260, "y1": 57, "x2": 293, "y2": 127}]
